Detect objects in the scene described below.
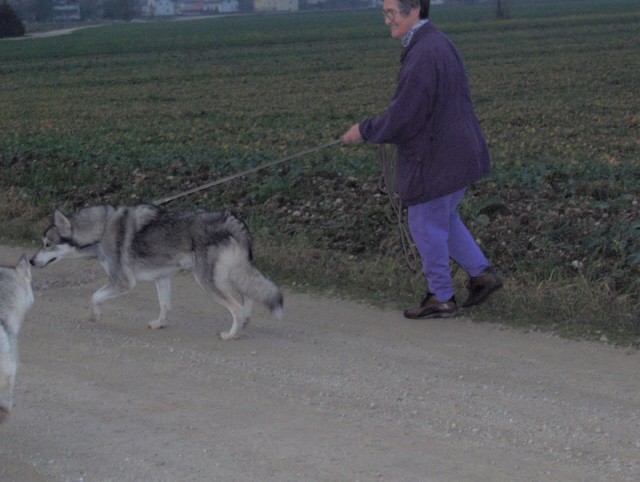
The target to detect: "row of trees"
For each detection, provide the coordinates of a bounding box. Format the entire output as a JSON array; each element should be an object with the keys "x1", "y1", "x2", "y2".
[{"x1": 0, "y1": 1, "x2": 25, "y2": 37}]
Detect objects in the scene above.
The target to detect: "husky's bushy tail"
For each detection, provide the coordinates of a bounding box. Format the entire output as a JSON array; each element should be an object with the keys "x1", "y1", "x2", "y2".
[
  {"x1": 231, "y1": 259, "x2": 283, "y2": 319},
  {"x1": 194, "y1": 210, "x2": 283, "y2": 318}
]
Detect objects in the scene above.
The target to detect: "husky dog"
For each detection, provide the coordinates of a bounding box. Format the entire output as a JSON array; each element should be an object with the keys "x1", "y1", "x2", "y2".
[
  {"x1": 0, "y1": 255, "x2": 34, "y2": 423},
  {"x1": 30, "y1": 205, "x2": 283, "y2": 340}
]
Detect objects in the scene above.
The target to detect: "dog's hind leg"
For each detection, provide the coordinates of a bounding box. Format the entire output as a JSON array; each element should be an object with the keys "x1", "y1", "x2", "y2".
[
  {"x1": 91, "y1": 283, "x2": 132, "y2": 321},
  {"x1": 216, "y1": 295, "x2": 246, "y2": 341},
  {"x1": 148, "y1": 277, "x2": 171, "y2": 329},
  {"x1": 193, "y1": 271, "x2": 246, "y2": 340},
  {"x1": 241, "y1": 297, "x2": 253, "y2": 327}
]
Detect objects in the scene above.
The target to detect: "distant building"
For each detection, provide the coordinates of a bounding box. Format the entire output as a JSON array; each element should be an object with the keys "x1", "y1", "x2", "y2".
[
  {"x1": 53, "y1": 0, "x2": 81, "y2": 20},
  {"x1": 212, "y1": 0, "x2": 240, "y2": 13},
  {"x1": 369, "y1": 0, "x2": 444, "y2": 5},
  {"x1": 254, "y1": 0, "x2": 298, "y2": 12},
  {"x1": 141, "y1": 0, "x2": 176, "y2": 16},
  {"x1": 174, "y1": 0, "x2": 239, "y2": 15}
]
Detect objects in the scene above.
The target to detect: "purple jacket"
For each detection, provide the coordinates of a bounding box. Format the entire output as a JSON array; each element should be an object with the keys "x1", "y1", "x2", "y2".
[{"x1": 359, "y1": 22, "x2": 490, "y2": 206}]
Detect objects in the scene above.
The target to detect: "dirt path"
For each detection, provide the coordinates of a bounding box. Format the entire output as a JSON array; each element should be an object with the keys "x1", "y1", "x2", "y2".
[
  {"x1": 0, "y1": 244, "x2": 639, "y2": 481},
  {"x1": 5, "y1": 24, "x2": 105, "y2": 40},
  {"x1": 10, "y1": 17, "x2": 220, "y2": 41}
]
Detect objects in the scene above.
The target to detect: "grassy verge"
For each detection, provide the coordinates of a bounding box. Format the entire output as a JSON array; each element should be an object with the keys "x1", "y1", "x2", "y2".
[{"x1": 254, "y1": 240, "x2": 639, "y2": 347}]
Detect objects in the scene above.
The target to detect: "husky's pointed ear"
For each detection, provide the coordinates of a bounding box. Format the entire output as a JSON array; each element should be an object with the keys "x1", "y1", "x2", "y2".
[
  {"x1": 53, "y1": 209, "x2": 72, "y2": 236},
  {"x1": 15, "y1": 254, "x2": 31, "y2": 280}
]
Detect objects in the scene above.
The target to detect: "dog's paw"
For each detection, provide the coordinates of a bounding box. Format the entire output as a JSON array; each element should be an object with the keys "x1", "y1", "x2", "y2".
[{"x1": 147, "y1": 319, "x2": 166, "y2": 329}]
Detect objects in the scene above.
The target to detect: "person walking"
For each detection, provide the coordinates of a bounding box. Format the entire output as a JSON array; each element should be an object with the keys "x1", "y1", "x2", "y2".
[{"x1": 341, "y1": 0, "x2": 502, "y2": 319}]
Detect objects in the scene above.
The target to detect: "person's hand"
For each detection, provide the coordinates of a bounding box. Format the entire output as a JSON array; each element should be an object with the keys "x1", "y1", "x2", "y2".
[{"x1": 341, "y1": 124, "x2": 363, "y2": 144}]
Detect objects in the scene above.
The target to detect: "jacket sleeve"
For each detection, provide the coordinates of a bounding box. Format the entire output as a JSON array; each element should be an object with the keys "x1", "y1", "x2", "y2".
[{"x1": 359, "y1": 48, "x2": 436, "y2": 145}]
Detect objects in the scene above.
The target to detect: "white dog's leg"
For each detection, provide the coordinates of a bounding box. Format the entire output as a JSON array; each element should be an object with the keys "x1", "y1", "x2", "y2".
[
  {"x1": 0, "y1": 330, "x2": 16, "y2": 417},
  {"x1": 91, "y1": 283, "x2": 131, "y2": 321},
  {"x1": 148, "y1": 277, "x2": 171, "y2": 329}
]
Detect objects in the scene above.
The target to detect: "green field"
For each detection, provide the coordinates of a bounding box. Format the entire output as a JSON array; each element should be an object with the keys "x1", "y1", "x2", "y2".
[{"x1": 1, "y1": 0, "x2": 638, "y2": 342}]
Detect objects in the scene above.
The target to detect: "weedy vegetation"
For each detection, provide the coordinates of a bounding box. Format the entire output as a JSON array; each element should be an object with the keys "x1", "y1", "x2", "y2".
[{"x1": 0, "y1": 0, "x2": 638, "y2": 344}]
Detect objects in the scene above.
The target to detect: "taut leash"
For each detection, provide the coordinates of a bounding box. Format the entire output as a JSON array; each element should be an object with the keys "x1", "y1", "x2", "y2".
[{"x1": 153, "y1": 139, "x2": 341, "y2": 206}]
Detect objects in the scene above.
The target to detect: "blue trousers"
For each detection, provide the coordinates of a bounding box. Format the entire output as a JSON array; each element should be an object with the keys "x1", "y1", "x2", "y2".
[{"x1": 407, "y1": 188, "x2": 489, "y2": 303}]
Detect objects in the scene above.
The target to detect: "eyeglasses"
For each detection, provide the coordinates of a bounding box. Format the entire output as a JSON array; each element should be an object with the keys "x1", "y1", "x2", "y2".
[{"x1": 382, "y1": 8, "x2": 400, "y2": 21}]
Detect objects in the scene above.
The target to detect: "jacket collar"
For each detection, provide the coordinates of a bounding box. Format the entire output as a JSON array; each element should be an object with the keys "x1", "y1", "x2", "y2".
[
  {"x1": 401, "y1": 21, "x2": 436, "y2": 60},
  {"x1": 401, "y1": 18, "x2": 429, "y2": 48}
]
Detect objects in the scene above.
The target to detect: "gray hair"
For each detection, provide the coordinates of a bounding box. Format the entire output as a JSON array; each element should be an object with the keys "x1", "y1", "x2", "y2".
[{"x1": 397, "y1": 0, "x2": 430, "y2": 19}]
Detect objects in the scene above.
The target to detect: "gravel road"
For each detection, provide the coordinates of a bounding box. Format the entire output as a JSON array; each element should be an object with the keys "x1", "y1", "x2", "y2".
[{"x1": 0, "y1": 244, "x2": 638, "y2": 481}]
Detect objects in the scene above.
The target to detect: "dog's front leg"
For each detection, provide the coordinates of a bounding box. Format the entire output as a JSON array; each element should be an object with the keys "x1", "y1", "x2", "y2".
[
  {"x1": 0, "y1": 333, "x2": 16, "y2": 421},
  {"x1": 148, "y1": 277, "x2": 171, "y2": 329}
]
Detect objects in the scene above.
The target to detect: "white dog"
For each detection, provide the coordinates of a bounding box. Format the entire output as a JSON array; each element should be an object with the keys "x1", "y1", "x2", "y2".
[{"x1": 0, "y1": 255, "x2": 34, "y2": 422}]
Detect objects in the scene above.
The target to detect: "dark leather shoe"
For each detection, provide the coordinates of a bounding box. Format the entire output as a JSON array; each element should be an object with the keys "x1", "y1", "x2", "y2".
[
  {"x1": 404, "y1": 293, "x2": 458, "y2": 319},
  {"x1": 462, "y1": 267, "x2": 503, "y2": 308}
]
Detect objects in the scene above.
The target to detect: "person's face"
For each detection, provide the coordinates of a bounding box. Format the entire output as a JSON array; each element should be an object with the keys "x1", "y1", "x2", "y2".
[{"x1": 382, "y1": 0, "x2": 420, "y2": 40}]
